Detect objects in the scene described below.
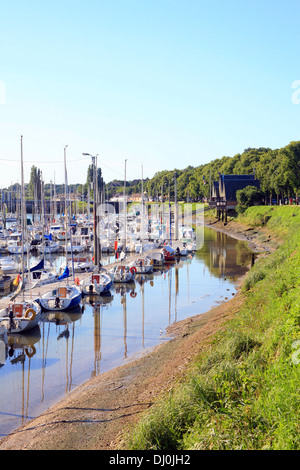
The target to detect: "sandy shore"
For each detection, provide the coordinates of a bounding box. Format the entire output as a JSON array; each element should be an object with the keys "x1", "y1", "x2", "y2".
[{"x1": 0, "y1": 218, "x2": 274, "y2": 450}]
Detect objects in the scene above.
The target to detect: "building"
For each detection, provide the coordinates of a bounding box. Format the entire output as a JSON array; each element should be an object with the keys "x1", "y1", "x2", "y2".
[{"x1": 209, "y1": 173, "x2": 260, "y2": 219}]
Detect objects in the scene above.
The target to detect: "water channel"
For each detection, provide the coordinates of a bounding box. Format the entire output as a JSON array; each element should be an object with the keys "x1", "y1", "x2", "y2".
[{"x1": 0, "y1": 226, "x2": 253, "y2": 437}]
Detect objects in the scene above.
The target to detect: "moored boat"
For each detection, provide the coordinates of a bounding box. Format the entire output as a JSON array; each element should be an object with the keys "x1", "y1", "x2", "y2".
[
  {"x1": 129, "y1": 257, "x2": 153, "y2": 274},
  {"x1": 80, "y1": 272, "x2": 113, "y2": 295},
  {"x1": 109, "y1": 265, "x2": 135, "y2": 283},
  {"x1": 0, "y1": 300, "x2": 42, "y2": 333},
  {"x1": 38, "y1": 285, "x2": 82, "y2": 312},
  {"x1": 162, "y1": 245, "x2": 176, "y2": 262}
]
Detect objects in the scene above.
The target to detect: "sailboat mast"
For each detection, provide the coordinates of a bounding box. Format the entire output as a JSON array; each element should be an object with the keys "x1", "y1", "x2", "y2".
[
  {"x1": 20, "y1": 135, "x2": 25, "y2": 282},
  {"x1": 123, "y1": 159, "x2": 127, "y2": 254}
]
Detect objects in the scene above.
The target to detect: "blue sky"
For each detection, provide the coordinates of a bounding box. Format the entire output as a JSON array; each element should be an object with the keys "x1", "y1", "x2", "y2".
[{"x1": 0, "y1": 0, "x2": 300, "y2": 186}]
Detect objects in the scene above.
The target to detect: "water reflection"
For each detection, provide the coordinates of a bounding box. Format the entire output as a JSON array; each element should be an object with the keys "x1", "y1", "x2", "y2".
[
  {"x1": 0, "y1": 227, "x2": 253, "y2": 438},
  {"x1": 196, "y1": 228, "x2": 252, "y2": 280}
]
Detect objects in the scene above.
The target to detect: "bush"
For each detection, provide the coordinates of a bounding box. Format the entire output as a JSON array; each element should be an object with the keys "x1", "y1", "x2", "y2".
[{"x1": 236, "y1": 186, "x2": 263, "y2": 214}]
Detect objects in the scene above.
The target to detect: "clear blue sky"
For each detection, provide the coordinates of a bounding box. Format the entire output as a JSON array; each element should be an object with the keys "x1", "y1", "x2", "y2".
[{"x1": 0, "y1": 0, "x2": 300, "y2": 186}]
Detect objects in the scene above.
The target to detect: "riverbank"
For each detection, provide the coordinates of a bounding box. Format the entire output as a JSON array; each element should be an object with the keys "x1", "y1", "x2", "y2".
[
  {"x1": 127, "y1": 206, "x2": 300, "y2": 450},
  {"x1": 0, "y1": 212, "x2": 270, "y2": 450}
]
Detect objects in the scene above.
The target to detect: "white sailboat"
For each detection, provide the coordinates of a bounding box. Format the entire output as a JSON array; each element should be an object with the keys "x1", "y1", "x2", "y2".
[
  {"x1": 80, "y1": 272, "x2": 113, "y2": 295},
  {"x1": 129, "y1": 257, "x2": 153, "y2": 274},
  {"x1": 109, "y1": 264, "x2": 135, "y2": 283},
  {"x1": 38, "y1": 146, "x2": 81, "y2": 312},
  {"x1": 0, "y1": 300, "x2": 41, "y2": 333},
  {"x1": 0, "y1": 136, "x2": 42, "y2": 334}
]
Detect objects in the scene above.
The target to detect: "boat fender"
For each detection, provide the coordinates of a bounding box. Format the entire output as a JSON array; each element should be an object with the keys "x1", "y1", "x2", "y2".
[
  {"x1": 74, "y1": 277, "x2": 80, "y2": 285},
  {"x1": 24, "y1": 308, "x2": 36, "y2": 321},
  {"x1": 130, "y1": 267, "x2": 137, "y2": 274},
  {"x1": 130, "y1": 291, "x2": 137, "y2": 298}
]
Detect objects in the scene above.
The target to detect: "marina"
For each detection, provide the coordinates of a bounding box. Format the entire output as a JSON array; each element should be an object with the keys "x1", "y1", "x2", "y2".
[{"x1": 0, "y1": 226, "x2": 254, "y2": 437}]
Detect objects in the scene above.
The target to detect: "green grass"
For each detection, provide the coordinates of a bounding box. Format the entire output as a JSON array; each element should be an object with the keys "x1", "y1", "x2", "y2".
[{"x1": 124, "y1": 205, "x2": 300, "y2": 450}]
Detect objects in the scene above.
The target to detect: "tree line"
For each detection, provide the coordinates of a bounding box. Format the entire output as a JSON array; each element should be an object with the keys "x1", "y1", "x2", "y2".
[
  {"x1": 3, "y1": 140, "x2": 300, "y2": 204},
  {"x1": 141, "y1": 140, "x2": 300, "y2": 203}
]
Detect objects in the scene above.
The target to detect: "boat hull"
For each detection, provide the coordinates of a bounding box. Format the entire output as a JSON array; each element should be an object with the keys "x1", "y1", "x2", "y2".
[
  {"x1": 0, "y1": 301, "x2": 42, "y2": 333},
  {"x1": 39, "y1": 286, "x2": 82, "y2": 311},
  {"x1": 81, "y1": 274, "x2": 113, "y2": 295}
]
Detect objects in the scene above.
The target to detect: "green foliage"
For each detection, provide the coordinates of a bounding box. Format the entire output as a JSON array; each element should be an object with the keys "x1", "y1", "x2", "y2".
[
  {"x1": 139, "y1": 141, "x2": 300, "y2": 202},
  {"x1": 125, "y1": 206, "x2": 300, "y2": 450},
  {"x1": 236, "y1": 185, "x2": 262, "y2": 214}
]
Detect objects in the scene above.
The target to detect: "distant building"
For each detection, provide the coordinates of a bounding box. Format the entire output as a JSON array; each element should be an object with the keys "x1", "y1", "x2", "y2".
[{"x1": 210, "y1": 174, "x2": 260, "y2": 210}]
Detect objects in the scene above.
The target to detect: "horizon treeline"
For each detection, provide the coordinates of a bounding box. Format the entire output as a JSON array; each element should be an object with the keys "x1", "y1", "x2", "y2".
[
  {"x1": 139, "y1": 140, "x2": 300, "y2": 202},
  {"x1": 3, "y1": 140, "x2": 300, "y2": 202}
]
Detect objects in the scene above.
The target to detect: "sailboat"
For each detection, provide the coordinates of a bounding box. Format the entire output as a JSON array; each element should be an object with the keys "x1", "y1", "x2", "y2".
[
  {"x1": 0, "y1": 136, "x2": 42, "y2": 334},
  {"x1": 0, "y1": 300, "x2": 42, "y2": 333},
  {"x1": 38, "y1": 283, "x2": 82, "y2": 311},
  {"x1": 38, "y1": 146, "x2": 81, "y2": 312},
  {"x1": 80, "y1": 271, "x2": 113, "y2": 295}
]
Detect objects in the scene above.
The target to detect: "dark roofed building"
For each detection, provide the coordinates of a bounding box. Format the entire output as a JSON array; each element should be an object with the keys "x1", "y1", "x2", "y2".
[{"x1": 211, "y1": 174, "x2": 260, "y2": 210}]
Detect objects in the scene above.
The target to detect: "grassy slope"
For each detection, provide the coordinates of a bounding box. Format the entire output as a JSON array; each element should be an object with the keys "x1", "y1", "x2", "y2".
[{"x1": 126, "y1": 206, "x2": 300, "y2": 450}]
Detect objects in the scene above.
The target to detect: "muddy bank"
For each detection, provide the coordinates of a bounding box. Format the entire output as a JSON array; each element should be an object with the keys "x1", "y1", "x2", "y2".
[{"x1": 204, "y1": 216, "x2": 279, "y2": 253}]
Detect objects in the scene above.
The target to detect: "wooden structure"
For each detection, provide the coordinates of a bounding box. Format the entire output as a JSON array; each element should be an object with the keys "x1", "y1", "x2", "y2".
[{"x1": 209, "y1": 174, "x2": 260, "y2": 222}]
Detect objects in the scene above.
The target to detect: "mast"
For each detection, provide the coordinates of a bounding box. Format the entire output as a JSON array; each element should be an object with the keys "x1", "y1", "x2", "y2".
[
  {"x1": 53, "y1": 172, "x2": 57, "y2": 222},
  {"x1": 64, "y1": 145, "x2": 68, "y2": 259},
  {"x1": 141, "y1": 165, "x2": 144, "y2": 252},
  {"x1": 64, "y1": 145, "x2": 75, "y2": 280},
  {"x1": 20, "y1": 136, "x2": 25, "y2": 283},
  {"x1": 123, "y1": 159, "x2": 127, "y2": 254}
]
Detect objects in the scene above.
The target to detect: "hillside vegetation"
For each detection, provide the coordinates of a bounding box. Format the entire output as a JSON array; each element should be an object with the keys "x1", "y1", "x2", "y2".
[
  {"x1": 142, "y1": 141, "x2": 300, "y2": 202},
  {"x1": 125, "y1": 206, "x2": 300, "y2": 450}
]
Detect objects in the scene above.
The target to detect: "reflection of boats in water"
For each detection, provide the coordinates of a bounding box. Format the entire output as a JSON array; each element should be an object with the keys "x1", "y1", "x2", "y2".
[
  {"x1": 135, "y1": 273, "x2": 154, "y2": 285},
  {"x1": 83, "y1": 293, "x2": 114, "y2": 308},
  {"x1": 1, "y1": 325, "x2": 41, "y2": 367},
  {"x1": 41, "y1": 306, "x2": 83, "y2": 325},
  {"x1": 113, "y1": 281, "x2": 136, "y2": 295}
]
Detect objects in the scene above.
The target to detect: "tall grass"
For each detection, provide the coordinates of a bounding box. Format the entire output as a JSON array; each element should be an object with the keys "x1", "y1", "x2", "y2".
[{"x1": 125, "y1": 206, "x2": 300, "y2": 450}]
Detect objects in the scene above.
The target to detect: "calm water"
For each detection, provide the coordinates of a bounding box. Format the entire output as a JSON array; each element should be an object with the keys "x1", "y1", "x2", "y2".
[{"x1": 0, "y1": 227, "x2": 253, "y2": 437}]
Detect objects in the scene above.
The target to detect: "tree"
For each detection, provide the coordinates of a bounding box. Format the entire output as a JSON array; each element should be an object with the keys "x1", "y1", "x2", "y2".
[
  {"x1": 28, "y1": 166, "x2": 42, "y2": 201},
  {"x1": 236, "y1": 185, "x2": 263, "y2": 214}
]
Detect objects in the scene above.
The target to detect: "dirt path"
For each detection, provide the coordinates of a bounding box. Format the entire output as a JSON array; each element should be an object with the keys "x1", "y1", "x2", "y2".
[{"x1": 0, "y1": 218, "x2": 274, "y2": 450}]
